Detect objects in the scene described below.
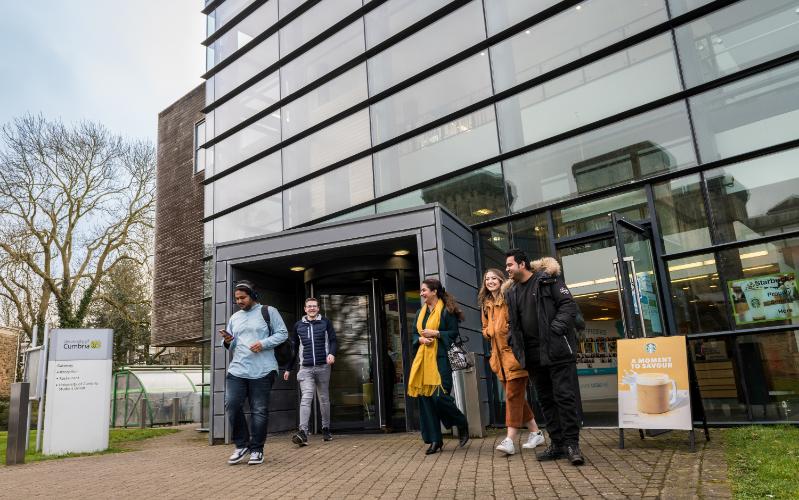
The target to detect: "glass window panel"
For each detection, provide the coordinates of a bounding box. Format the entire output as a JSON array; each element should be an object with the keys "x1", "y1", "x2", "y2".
[
  {"x1": 213, "y1": 113, "x2": 282, "y2": 174},
  {"x1": 483, "y1": 0, "x2": 560, "y2": 36},
  {"x1": 281, "y1": 20, "x2": 365, "y2": 97},
  {"x1": 373, "y1": 106, "x2": 499, "y2": 197},
  {"x1": 207, "y1": 1, "x2": 278, "y2": 70},
  {"x1": 204, "y1": 184, "x2": 213, "y2": 218},
  {"x1": 279, "y1": 0, "x2": 305, "y2": 18},
  {"x1": 376, "y1": 165, "x2": 507, "y2": 225},
  {"x1": 718, "y1": 237, "x2": 799, "y2": 328},
  {"x1": 704, "y1": 148, "x2": 799, "y2": 244},
  {"x1": 504, "y1": 102, "x2": 695, "y2": 213},
  {"x1": 283, "y1": 157, "x2": 374, "y2": 227},
  {"x1": 478, "y1": 223, "x2": 511, "y2": 271},
  {"x1": 282, "y1": 64, "x2": 368, "y2": 139},
  {"x1": 211, "y1": 70, "x2": 280, "y2": 138},
  {"x1": 497, "y1": 34, "x2": 681, "y2": 152},
  {"x1": 735, "y1": 332, "x2": 799, "y2": 422},
  {"x1": 211, "y1": 34, "x2": 279, "y2": 102},
  {"x1": 364, "y1": 0, "x2": 448, "y2": 49},
  {"x1": 689, "y1": 336, "x2": 748, "y2": 421},
  {"x1": 510, "y1": 212, "x2": 550, "y2": 259},
  {"x1": 279, "y1": 0, "x2": 362, "y2": 56},
  {"x1": 203, "y1": 221, "x2": 213, "y2": 258},
  {"x1": 490, "y1": 0, "x2": 668, "y2": 92},
  {"x1": 667, "y1": 253, "x2": 729, "y2": 333},
  {"x1": 676, "y1": 0, "x2": 799, "y2": 89},
  {"x1": 370, "y1": 53, "x2": 492, "y2": 144},
  {"x1": 213, "y1": 193, "x2": 283, "y2": 243},
  {"x1": 195, "y1": 120, "x2": 206, "y2": 173},
  {"x1": 325, "y1": 204, "x2": 377, "y2": 223},
  {"x1": 209, "y1": 0, "x2": 257, "y2": 35},
  {"x1": 367, "y1": 1, "x2": 485, "y2": 95},
  {"x1": 668, "y1": 0, "x2": 714, "y2": 18},
  {"x1": 552, "y1": 189, "x2": 649, "y2": 238},
  {"x1": 690, "y1": 59, "x2": 799, "y2": 163},
  {"x1": 282, "y1": 109, "x2": 371, "y2": 183},
  {"x1": 653, "y1": 174, "x2": 712, "y2": 254},
  {"x1": 212, "y1": 153, "x2": 282, "y2": 213},
  {"x1": 206, "y1": 78, "x2": 215, "y2": 107}
]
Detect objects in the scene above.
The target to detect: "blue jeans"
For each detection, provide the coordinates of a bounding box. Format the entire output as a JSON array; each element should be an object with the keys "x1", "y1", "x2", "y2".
[{"x1": 225, "y1": 372, "x2": 275, "y2": 453}]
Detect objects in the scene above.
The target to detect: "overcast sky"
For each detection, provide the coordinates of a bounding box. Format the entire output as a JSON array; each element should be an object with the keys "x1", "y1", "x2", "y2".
[{"x1": 0, "y1": 1, "x2": 205, "y2": 144}]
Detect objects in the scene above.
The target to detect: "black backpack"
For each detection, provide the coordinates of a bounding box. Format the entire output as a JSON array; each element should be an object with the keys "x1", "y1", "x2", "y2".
[{"x1": 261, "y1": 305, "x2": 295, "y2": 368}]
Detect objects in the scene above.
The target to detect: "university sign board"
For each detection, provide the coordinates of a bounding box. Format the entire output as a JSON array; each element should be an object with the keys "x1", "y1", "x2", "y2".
[
  {"x1": 43, "y1": 329, "x2": 113, "y2": 455},
  {"x1": 617, "y1": 336, "x2": 692, "y2": 431}
]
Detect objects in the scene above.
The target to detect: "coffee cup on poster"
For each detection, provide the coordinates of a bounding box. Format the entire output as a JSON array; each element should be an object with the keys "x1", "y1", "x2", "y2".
[{"x1": 636, "y1": 372, "x2": 677, "y2": 414}]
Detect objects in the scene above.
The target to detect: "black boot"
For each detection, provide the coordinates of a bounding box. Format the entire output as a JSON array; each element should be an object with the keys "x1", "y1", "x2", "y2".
[
  {"x1": 566, "y1": 443, "x2": 585, "y2": 466},
  {"x1": 536, "y1": 443, "x2": 565, "y2": 461},
  {"x1": 457, "y1": 421, "x2": 469, "y2": 448},
  {"x1": 425, "y1": 441, "x2": 444, "y2": 455}
]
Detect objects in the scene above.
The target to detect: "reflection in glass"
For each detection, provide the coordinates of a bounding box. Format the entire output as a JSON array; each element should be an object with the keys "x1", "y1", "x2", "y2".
[
  {"x1": 553, "y1": 189, "x2": 648, "y2": 238},
  {"x1": 505, "y1": 102, "x2": 695, "y2": 213},
  {"x1": 373, "y1": 106, "x2": 499, "y2": 197},
  {"x1": 653, "y1": 174, "x2": 712, "y2": 254},
  {"x1": 704, "y1": 148, "x2": 799, "y2": 244},
  {"x1": 208, "y1": 0, "x2": 257, "y2": 36},
  {"x1": 282, "y1": 109, "x2": 371, "y2": 183},
  {"x1": 496, "y1": 34, "x2": 681, "y2": 152},
  {"x1": 279, "y1": 0, "x2": 361, "y2": 57},
  {"x1": 281, "y1": 21, "x2": 365, "y2": 97},
  {"x1": 510, "y1": 212, "x2": 550, "y2": 260},
  {"x1": 483, "y1": 0, "x2": 560, "y2": 36},
  {"x1": 212, "y1": 70, "x2": 280, "y2": 138},
  {"x1": 367, "y1": 1, "x2": 485, "y2": 95},
  {"x1": 214, "y1": 194, "x2": 282, "y2": 243},
  {"x1": 667, "y1": 253, "x2": 729, "y2": 334},
  {"x1": 718, "y1": 237, "x2": 799, "y2": 328},
  {"x1": 690, "y1": 60, "x2": 799, "y2": 163},
  {"x1": 282, "y1": 64, "x2": 368, "y2": 139},
  {"x1": 557, "y1": 238, "x2": 623, "y2": 426},
  {"x1": 212, "y1": 153, "x2": 282, "y2": 213},
  {"x1": 490, "y1": 0, "x2": 668, "y2": 92},
  {"x1": 213, "y1": 113, "x2": 282, "y2": 174},
  {"x1": 675, "y1": 0, "x2": 799, "y2": 89},
  {"x1": 283, "y1": 157, "x2": 374, "y2": 228},
  {"x1": 478, "y1": 223, "x2": 511, "y2": 272},
  {"x1": 325, "y1": 204, "x2": 376, "y2": 223},
  {"x1": 736, "y1": 332, "x2": 799, "y2": 421},
  {"x1": 207, "y1": 1, "x2": 278, "y2": 70},
  {"x1": 376, "y1": 165, "x2": 507, "y2": 225},
  {"x1": 667, "y1": 0, "x2": 713, "y2": 17},
  {"x1": 211, "y1": 35, "x2": 279, "y2": 102},
  {"x1": 370, "y1": 54, "x2": 492, "y2": 144},
  {"x1": 364, "y1": 0, "x2": 447, "y2": 49},
  {"x1": 689, "y1": 336, "x2": 748, "y2": 422}
]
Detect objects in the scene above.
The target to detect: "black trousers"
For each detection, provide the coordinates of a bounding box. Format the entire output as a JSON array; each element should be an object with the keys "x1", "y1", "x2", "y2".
[{"x1": 527, "y1": 346, "x2": 580, "y2": 446}]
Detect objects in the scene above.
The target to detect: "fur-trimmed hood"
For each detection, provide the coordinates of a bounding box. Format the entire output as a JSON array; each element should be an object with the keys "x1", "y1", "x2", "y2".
[{"x1": 531, "y1": 257, "x2": 562, "y2": 277}]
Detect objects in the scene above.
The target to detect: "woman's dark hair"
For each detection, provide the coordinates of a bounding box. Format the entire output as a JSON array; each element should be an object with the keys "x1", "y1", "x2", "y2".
[
  {"x1": 421, "y1": 277, "x2": 464, "y2": 321},
  {"x1": 477, "y1": 268, "x2": 507, "y2": 308}
]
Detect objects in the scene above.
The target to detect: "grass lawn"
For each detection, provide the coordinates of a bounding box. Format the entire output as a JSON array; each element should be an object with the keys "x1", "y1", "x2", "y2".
[
  {"x1": 724, "y1": 425, "x2": 799, "y2": 499},
  {"x1": 0, "y1": 427, "x2": 179, "y2": 465}
]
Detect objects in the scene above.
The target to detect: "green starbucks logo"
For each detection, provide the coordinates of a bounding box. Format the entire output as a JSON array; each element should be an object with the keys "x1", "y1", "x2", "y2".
[{"x1": 645, "y1": 343, "x2": 657, "y2": 353}]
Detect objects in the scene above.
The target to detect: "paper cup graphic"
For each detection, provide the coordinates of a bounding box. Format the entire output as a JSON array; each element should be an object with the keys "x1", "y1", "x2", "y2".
[{"x1": 636, "y1": 373, "x2": 677, "y2": 414}]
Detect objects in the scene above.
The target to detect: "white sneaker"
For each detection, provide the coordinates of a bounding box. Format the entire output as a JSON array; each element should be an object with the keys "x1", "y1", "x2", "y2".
[
  {"x1": 248, "y1": 450, "x2": 264, "y2": 465},
  {"x1": 227, "y1": 447, "x2": 249, "y2": 464},
  {"x1": 496, "y1": 437, "x2": 515, "y2": 455},
  {"x1": 522, "y1": 431, "x2": 545, "y2": 449}
]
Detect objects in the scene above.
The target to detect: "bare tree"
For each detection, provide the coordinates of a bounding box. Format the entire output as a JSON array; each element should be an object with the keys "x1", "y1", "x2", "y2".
[{"x1": 0, "y1": 114, "x2": 155, "y2": 342}]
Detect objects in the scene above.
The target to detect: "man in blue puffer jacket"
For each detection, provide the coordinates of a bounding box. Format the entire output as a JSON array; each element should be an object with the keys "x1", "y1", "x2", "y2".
[{"x1": 283, "y1": 297, "x2": 337, "y2": 446}]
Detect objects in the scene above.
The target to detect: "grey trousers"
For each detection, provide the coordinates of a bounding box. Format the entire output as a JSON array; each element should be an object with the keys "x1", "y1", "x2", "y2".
[{"x1": 297, "y1": 364, "x2": 332, "y2": 432}]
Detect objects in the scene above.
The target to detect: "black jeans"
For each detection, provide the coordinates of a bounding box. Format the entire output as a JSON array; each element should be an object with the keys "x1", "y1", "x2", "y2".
[
  {"x1": 225, "y1": 371, "x2": 275, "y2": 453},
  {"x1": 527, "y1": 345, "x2": 580, "y2": 447}
]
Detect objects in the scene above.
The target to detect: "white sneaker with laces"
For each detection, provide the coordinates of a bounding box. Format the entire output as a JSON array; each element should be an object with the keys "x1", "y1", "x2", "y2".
[
  {"x1": 248, "y1": 450, "x2": 264, "y2": 465},
  {"x1": 228, "y1": 447, "x2": 249, "y2": 465},
  {"x1": 496, "y1": 437, "x2": 515, "y2": 455},
  {"x1": 522, "y1": 431, "x2": 545, "y2": 449}
]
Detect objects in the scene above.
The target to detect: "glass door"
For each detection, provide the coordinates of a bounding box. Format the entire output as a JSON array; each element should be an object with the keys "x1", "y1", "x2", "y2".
[{"x1": 611, "y1": 212, "x2": 664, "y2": 339}]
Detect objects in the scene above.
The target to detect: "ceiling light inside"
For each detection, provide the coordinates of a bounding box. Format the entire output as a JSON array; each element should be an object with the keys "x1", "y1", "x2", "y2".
[
  {"x1": 393, "y1": 249, "x2": 410, "y2": 256},
  {"x1": 290, "y1": 266, "x2": 306, "y2": 272}
]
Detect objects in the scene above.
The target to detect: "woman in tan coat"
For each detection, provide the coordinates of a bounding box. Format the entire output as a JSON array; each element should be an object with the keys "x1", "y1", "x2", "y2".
[{"x1": 480, "y1": 268, "x2": 545, "y2": 455}]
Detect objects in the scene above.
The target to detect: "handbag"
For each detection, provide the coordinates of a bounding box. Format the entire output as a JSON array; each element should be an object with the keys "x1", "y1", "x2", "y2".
[{"x1": 447, "y1": 334, "x2": 474, "y2": 371}]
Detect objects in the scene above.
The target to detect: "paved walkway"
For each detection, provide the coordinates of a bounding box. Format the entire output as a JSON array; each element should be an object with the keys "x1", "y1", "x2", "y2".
[{"x1": 0, "y1": 427, "x2": 730, "y2": 499}]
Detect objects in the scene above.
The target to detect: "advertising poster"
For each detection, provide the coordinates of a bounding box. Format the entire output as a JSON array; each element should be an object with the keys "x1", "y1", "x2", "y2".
[
  {"x1": 728, "y1": 273, "x2": 799, "y2": 325},
  {"x1": 617, "y1": 336, "x2": 692, "y2": 430}
]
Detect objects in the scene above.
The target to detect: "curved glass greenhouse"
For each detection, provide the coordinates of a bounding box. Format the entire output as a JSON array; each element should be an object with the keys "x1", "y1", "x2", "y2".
[{"x1": 112, "y1": 366, "x2": 209, "y2": 427}]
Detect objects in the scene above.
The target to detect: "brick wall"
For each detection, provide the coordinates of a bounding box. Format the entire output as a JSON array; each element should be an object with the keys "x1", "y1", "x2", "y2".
[
  {"x1": 152, "y1": 84, "x2": 206, "y2": 346},
  {"x1": 0, "y1": 328, "x2": 19, "y2": 397}
]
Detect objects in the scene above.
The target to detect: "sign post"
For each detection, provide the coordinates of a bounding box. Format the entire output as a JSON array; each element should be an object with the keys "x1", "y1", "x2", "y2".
[{"x1": 42, "y1": 329, "x2": 113, "y2": 455}]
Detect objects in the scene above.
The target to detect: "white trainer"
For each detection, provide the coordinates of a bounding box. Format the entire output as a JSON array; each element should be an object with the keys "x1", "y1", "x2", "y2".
[
  {"x1": 496, "y1": 437, "x2": 515, "y2": 455},
  {"x1": 248, "y1": 450, "x2": 264, "y2": 465},
  {"x1": 522, "y1": 431, "x2": 545, "y2": 449},
  {"x1": 227, "y1": 447, "x2": 249, "y2": 465}
]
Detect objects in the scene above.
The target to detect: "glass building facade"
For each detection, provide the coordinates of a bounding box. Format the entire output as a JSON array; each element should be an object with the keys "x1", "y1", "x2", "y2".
[{"x1": 199, "y1": 0, "x2": 799, "y2": 425}]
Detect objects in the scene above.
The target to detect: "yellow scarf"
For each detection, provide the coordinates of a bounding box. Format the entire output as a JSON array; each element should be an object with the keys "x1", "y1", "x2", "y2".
[{"x1": 407, "y1": 299, "x2": 444, "y2": 397}]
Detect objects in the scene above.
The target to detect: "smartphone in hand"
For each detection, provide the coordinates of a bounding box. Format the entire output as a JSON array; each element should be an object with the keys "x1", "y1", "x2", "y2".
[{"x1": 219, "y1": 329, "x2": 234, "y2": 342}]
